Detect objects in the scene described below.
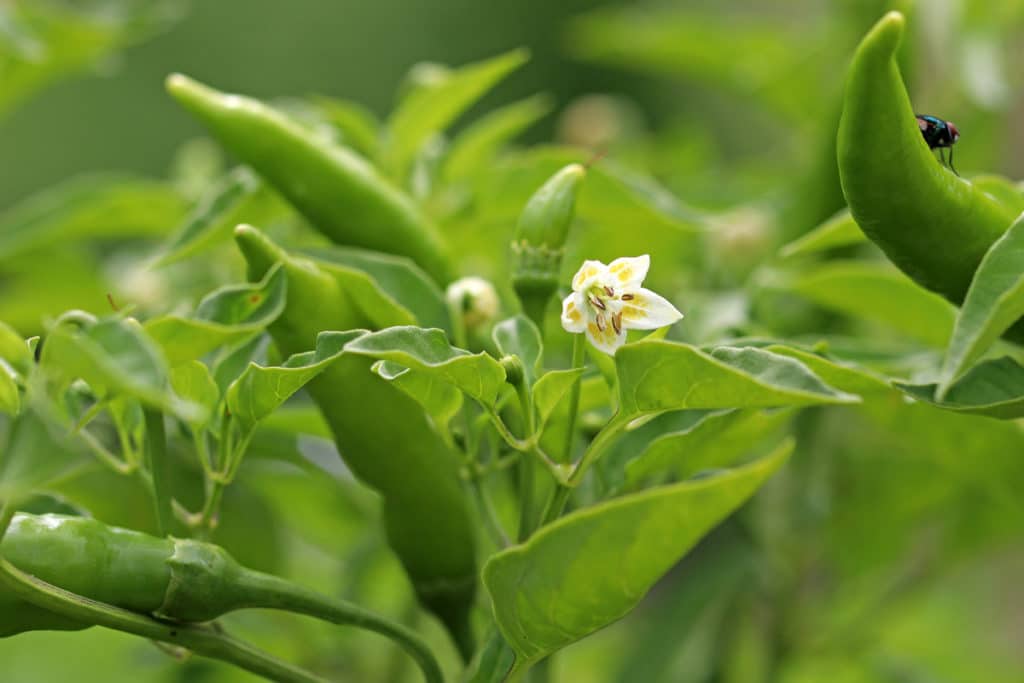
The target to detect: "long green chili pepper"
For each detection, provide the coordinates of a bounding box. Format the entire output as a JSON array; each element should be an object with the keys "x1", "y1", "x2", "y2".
[
  {"x1": 0, "y1": 513, "x2": 443, "y2": 683},
  {"x1": 234, "y1": 224, "x2": 478, "y2": 659},
  {"x1": 165, "y1": 74, "x2": 455, "y2": 285},
  {"x1": 837, "y1": 12, "x2": 1019, "y2": 311},
  {"x1": 511, "y1": 163, "x2": 587, "y2": 328}
]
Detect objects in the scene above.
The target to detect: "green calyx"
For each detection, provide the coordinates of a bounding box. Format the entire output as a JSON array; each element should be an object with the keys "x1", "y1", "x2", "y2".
[
  {"x1": 837, "y1": 12, "x2": 1018, "y2": 310},
  {"x1": 511, "y1": 163, "x2": 587, "y2": 326}
]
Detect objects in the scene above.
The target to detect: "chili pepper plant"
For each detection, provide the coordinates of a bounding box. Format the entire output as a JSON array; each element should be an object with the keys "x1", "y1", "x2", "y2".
[{"x1": 2, "y1": 3, "x2": 1024, "y2": 682}]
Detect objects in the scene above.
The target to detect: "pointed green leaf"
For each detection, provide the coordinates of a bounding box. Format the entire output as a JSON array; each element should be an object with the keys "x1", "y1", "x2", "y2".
[
  {"x1": 153, "y1": 166, "x2": 281, "y2": 266},
  {"x1": 41, "y1": 317, "x2": 203, "y2": 423},
  {"x1": 760, "y1": 344, "x2": 892, "y2": 396},
  {"x1": 144, "y1": 264, "x2": 286, "y2": 365},
  {"x1": 0, "y1": 406, "x2": 93, "y2": 504},
  {"x1": 443, "y1": 94, "x2": 552, "y2": 183},
  {"x1": 625, "y1": 409, "x2": 793, "y2": 486},
  {"x1": 300, "y1": 245, "x2": 449, "y2": 330},
  {"x1": 309, "y1": 95, "x2": 381, "y2": 157},
  {"x1": 463, "y1": 631, "x2": 516, "y2": 683},
  {"x1": 384, "y1": 49, "x2": 529, "y2": 179},
  {"x1": 169, "y1": 361, "x2": 219, "y2": 430},
  {"x1": 897, "y1": 356, "x2": 1024, "y2": 420},
  {"x1": 616, "y1": 341, "x2": 857, "y2": 417},
  {"x1": 212, "y1": 335, "x2": 267, "y2": 396},
  {"x1": 227, "y1": 330, "x2": 364, "y2": 433},
  {"x1": 0, "y1": 174, "x2": 186, "y2": 262},
  {"x1": 939, "y1": 212, "x2": 1024, "y2": 397},
  {"x1": 0, "y1": 321, "x2": 31, "y2": 375},
  {"x1": 779, "y1": 208, "x2": 866, "y2": 258},
  {"x1": 533, "y1": 368, "x2": 585, "y2": 432},
  {"x1": 780, "y1": 261, "x2": 956, "y2": 347},
  {"x1": 493, "y1": 315, "x2": 543, "y2": 386},
  {"x1": 372, "y1": 359, "x2": 463, "y2": 434},
  {"x1": 483, "y1": 439, "x2": 792, "y2": 667},
  {"x1": 345, "y1": 326, "x2": 506, "y2": 406},
  {"x1": 0, "y1": 360, "x2": 19, "y2": 416}
]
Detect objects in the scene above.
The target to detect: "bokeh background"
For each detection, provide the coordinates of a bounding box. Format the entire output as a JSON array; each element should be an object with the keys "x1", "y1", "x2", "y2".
[{"x1": 4, "y1": 1, "x2": 1024, "y2": 682}]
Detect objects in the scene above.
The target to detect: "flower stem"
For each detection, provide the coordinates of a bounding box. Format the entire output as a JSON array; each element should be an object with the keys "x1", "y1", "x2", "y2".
[
  {"x1": 562, "y1": 333, "x2": 587, "y2": 463},
  {"x1": 232, "y1": 569, "x2": 445, "y2": 683}
]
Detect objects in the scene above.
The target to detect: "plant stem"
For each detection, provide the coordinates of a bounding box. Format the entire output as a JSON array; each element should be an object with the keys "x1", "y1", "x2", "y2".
[
  {"x1": 561, "y1": 333, "x2": 587, "y2": 462},
  {"x1": 540, "y1": 414, "x2": 628, "y2": 526},
  {"x1": 143, "y1": 408, "x2": 173, "y2": 537},
  {"x1": 515, "y1": 379, "x2": 537, "y2": 541},
  {"x1": 232, "y1": 569, "x2": 445, "y2": 683},
  {"x1": 0, "y1": 557, "x2": 325, "y2": 683}
]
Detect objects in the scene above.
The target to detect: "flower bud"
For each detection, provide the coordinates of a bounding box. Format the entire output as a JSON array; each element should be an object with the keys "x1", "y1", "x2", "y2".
[{"x1": 445, "y1": 276, "x2": 499, "y2": 330}]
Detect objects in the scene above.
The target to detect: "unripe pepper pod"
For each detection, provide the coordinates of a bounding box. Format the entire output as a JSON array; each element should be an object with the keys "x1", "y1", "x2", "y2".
[
  {"x1": 511, "y1": 163, "x2": 587, "y2": 327},
  {"x1": 1, "y1": 514, "x2": 445, "y2": 682},
  {"x1": 233, "y1": 225, "x2": 478, "y2": 660},
  {"x1": 165, "y1": 74, "x2": 455, "y2": 286},
  {"x1": 837, "y1": 12, "x2": 1021, "y2": 327}
]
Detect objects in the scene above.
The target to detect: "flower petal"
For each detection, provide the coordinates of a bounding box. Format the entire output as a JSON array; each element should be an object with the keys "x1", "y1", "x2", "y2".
[
  {"x1": 571, "y1": 259, "x2": 608, "y2": 292},
  {"x1": 560, "y1": 291, "x2": 589, "y2": 333},
  {"x1": 607, "y1": 255, "x2": 650, "y2": 289},
  {"x1": 586, "y1": 315, "x2": 627, "y2": 355},
  {"x1": 620, "y1": 288, "x2": 683, "y2": 330}
]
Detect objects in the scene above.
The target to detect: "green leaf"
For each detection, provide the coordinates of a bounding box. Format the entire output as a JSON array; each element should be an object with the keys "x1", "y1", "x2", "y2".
[
  {"x1": 939, "y1": 212, "x2": 1024, "y2": 397},
  {"x1": 309, "y1": 95, "x2": 381, "y2": 157},
  {"x1": 616, "y1": 341, "x2": 857, "y2": 417},
  {"x1": 533, "y1": 369, "x2": 585, "y2": 432},
  {"x1": 212, "y1": 335, "x2": 267, "y2": 396},
  {"x1": 0, "y1": 321, "x2": 31, "y2": 375},
  {"x1": 759, "y1": 344, "x2": 892, "y2": 396},
  {"x1": 344, "y1": 326, "x2": 506, "y2": 406},
  {"x1": 0, "y1": 174, "x2": 186, "y2": 262},
  {"x1": 144, "y1": 264, "x2": 286, "y2": 365},
  {"x1": 227, "y1": 330, "x2": 364, "y2": 433},
  {"x1": 480, "y1": 147, "x2": 706, "y2": 235},
  {"x1": 778, "y1": 208, "x2": 866, "y2": 258},
  {"x1": 0, "y1": 1, "x2": 183, "y2": 117},
  {"x1": 41, "y1": 317, "x2": 203, "y2": 423},
  {"x1": 896, "y1": 356, "x2": 1024, "y2": 420},
  {"x1": 300, "y1": 246, "x2": 449, "y2": 331},
  {"x1": 624, "y1": 409, "x2": 793, "y2": 487},
  {"x1": 493, "y1": 315, "x2": 543, "y2": 386},
  {"x1": 0, "y1": 360, "x2": 19, "y2": 416},
  {"x1": 383, "y1": 49, "x2": 529, "y2": 179},
  {"x1": 779, "y1": 261, "x2": 957, "y2": 347},
  {"x1": 442, "y1": 94, "x2": 552, "y2": 183},
  {"x1": 372, "y1": 359, "x2": 463, "y2": 435},
  {"x1": 0, "y1": 405, "x2": 93, "y2": 504},
  {"x1": 153, "y1": 167, "x2": 281, "y2": 266},
  {"x1": 169, "y1": 361, "x2": 219, "y2": 431},
  {"x1": 483, "y1": 439, "x2": 792, "y2": 668},
  {"x1": 463, "y1": 631, "x2": 516, "y2": 683}
]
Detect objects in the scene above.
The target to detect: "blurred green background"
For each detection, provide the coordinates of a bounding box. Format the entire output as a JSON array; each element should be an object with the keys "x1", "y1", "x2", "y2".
[{"x1": 4, "y1": 1, "x2": 1024, "y2": 682}]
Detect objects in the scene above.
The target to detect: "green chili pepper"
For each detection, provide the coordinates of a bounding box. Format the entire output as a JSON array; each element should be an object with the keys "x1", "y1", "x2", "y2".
[
  {"x1": 837, "y1": 12, "x2": 1018, "y2": 307},
  {"x1": 511, "y1": 163, "x2": 587, "y2": 327},
  {"x1": 234, "y1": 225, "x2": 478, "y2": 659},
  {"x1": 0, "y1": 513, "x2": 443, "y2": 683},
  {"x1": 165, "y1": 74, "x2": 455, "y2": 285}
]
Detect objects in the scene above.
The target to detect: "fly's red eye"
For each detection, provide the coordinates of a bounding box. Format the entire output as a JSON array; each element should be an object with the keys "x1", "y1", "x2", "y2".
[{"x1": 948, "y1": 122, "x2": 960, "y2": 142}]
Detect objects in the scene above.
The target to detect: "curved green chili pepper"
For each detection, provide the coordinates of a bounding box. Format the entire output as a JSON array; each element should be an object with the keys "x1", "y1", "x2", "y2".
[
  {"x1": 166, "y1": 74, "x2": 454, "y2": 285},
  {"x1": 837, "y1": 11, "x2": 1018, "y2": 306},
  {"x1": 234, "y1": 225, "x2": 478, "y2": 659},
  {"x1": 511, "y1": 163, "x2": 587, "y2": 327},
  {"x1": 0, "y1": 513, "x2": 443, "y2": 683}
]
